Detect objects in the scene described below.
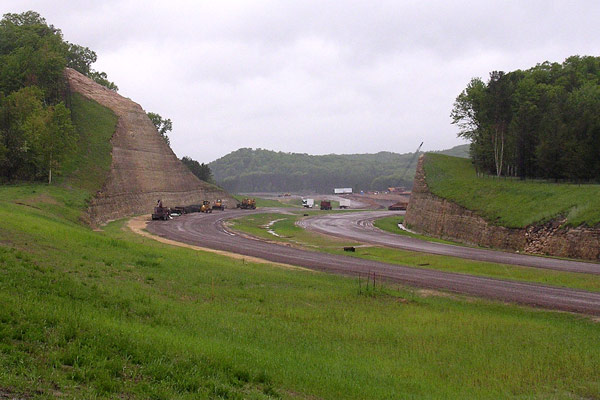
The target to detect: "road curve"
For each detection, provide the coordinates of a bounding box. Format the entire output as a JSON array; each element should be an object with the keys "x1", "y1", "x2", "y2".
[
  {"x1": 146, "y1": 209, "x2": 600, "y2": 316},
  {"x1": 298, "y1": 211, "x2": 600, "y2": 275}
]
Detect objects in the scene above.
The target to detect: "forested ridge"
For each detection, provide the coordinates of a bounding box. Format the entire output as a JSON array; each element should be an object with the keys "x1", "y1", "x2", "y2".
[
  {"x1": 209, "y1": 145, "x2": 469, "y2": 193},
  {"x1": 452, "y1": 55, "x2": 600, "y2": 181},
  {"x1": 0, "y1": 11, "x2": 117, "y2": 183}
]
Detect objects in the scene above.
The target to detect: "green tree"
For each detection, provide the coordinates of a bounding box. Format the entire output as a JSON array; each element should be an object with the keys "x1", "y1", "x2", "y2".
[
  {"x1": 39, "y1": 102, "x2": 75, "y2": 184},
  {"x1": 181, "y1": 156, "x2": 214, "y2": 183},
  {"x1": 147, "y1": 112, "x2": 172, "y2": 146}
]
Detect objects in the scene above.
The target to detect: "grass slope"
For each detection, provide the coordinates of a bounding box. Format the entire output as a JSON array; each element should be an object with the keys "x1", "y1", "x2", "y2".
[
  {"x1": 1, "y1": 188, "x2": 600, "y2": 399},
  {"x1": 61, "y1": 93, "x2": 119, "y2": 193},
  {"x1": 424, "y1": 153, "x2": 600, "y2": 228}
]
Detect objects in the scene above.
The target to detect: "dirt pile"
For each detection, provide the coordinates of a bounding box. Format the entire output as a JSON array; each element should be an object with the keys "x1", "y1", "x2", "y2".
[
  {"x1": 65, "y1": 68, "x2": 236, "y2": 225},
  {"x1": 405, "y1": 155, "x2": 600, "y2": 261}
]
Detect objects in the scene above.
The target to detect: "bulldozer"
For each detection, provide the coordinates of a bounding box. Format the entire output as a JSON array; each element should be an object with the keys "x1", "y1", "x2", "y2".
[
  {"x1": 212, "y1": 199, "x2": 225, "y2": 211},
  {"x1": 200, "y1": 200, "x2": 213, "y2": 213},
  {"x1": 237, "y1": 198, "x2": 256, "y2": 210}
]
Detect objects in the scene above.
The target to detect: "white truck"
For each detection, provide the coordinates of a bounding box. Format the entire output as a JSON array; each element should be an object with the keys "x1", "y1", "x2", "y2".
[
  {"x1": 334, "y1": 188, "x2": 353, "y2": 194},
  {"x1": 339, "y1": 199, "x2": 351, "y2": 209},
  {"x1": 302, "y1": 198, "x2": 314, "y2": 208}
]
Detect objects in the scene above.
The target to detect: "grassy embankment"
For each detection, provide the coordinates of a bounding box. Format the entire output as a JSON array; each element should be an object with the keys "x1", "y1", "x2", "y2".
[
  {"x1": 230, "y1": 212, "x2": 600, "y2": 292},
  {"x1": 1, "y1": 96, "x2": 600, "y2": 398},
  {"x1": 423, "y1": 153, "x2": 600, "y2": 228}
]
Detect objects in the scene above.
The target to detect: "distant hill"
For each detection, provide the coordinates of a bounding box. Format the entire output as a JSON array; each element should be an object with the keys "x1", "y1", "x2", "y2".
[
  {"x1": 436, "y1": 143, "x2": 470, "y2": 158},
  {"x1": 209, "y1": 144, "x2": 469, "y2": 193}
]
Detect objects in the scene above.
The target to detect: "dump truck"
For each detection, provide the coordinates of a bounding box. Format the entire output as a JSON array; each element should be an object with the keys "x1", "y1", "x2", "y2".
[
  {"x1": 152, "y1": 200, "x2": 170, "y2": 220},
  {"x1": 212, "y1": 199, "x2": 225, "y2": 211},
  {"x1": 200, "y1": 200, "x2": 213, "y2": 213},
  {"x1": 237, "y1": 198, "x2": 256, "y2": 209},
  {"x1": 302, "y1": 198, "x2": 314, "y2": 208},
  {"x1": 320, "y1": 200, "x2": 332, "y2": 210}
]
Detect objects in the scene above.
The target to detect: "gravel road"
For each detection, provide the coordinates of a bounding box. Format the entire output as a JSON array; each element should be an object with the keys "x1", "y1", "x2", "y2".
[
  {"x1": 298, "y1": 211, "x2": 600, "y2": 275},
  {"x1": 146, "y1": 209, "x2": 600, "y2": 315}
]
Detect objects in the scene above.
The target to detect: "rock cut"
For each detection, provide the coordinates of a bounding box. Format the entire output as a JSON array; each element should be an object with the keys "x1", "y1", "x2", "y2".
[{"x1": 65, "y1": 68, "x2": 235, "y2": 225}]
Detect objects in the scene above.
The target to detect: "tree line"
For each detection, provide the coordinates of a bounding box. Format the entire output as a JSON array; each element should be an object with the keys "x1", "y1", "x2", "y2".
[
  {"x1": 208, "y1": 146, "x2": 468, "y2": 193},
  {"x1": 0, "y1": 11, "x2": 117, "y2": 183},
  {"x1": 452, "y1": 56, "x2": 600, "y2": 181}
]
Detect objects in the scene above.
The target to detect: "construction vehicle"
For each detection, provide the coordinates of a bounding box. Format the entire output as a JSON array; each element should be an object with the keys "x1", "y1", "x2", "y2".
[
  {"x1": 184, "y1": 204, "x2": 202, "y2": 213},
  {"x1": 200, "y1": 200, "x2": 213, "y2": 213},
  {"x1": 302, "y1": 198, "x2": 314, "y2": 208},
  {"x1": 170, "y1": 206, "x2": 186, "y2": 216},
  {"x1": 212, "y1": 199, "x2": 225, "y2": 211},
  {"x1": 152, "y1": 200, "x2": 170, "y2": 220},
  {"x1": 388, "y1": 201, "x2": 408, "y2": 211},
  {"x1": 237, "y1": 198, "x2": 256, "y2": 209},
  {"x1": 339, "y1": 199, "x2": 351, "y2": 209},
  {"x1": 320, "y1": 200, "x2": 332, "y2": 210}
]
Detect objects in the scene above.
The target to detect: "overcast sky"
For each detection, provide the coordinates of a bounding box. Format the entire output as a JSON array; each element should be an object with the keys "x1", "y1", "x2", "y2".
[{"x1": 3, "y1": 1, "x2": 600, "y2": 162}]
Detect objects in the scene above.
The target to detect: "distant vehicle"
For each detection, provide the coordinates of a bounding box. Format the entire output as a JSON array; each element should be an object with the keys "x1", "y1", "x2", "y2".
[
  {"x1": 339, "y1": 199, "x2": 351, "y2": 209},
  {"x1": 302, "y1": 198, "x2": 314, "y2": 208},
  {"x1": 152, "y1": 200, "x2": 170, "y2": 220},
  {"x1": 320, "y1": 200, "x2": 332, "y2": 210},
  {"x1": 388, "y1": 201, "x2": 408, "y2": 211},
  {"x1": 334, "y1": 188, "x2": 353, "y2": 194},
  {"x1": 212, "y1": 199, "x2": 225, "y2": 211},
  {"x1": 200, "y1": 200, "x2": 213, "y2": 213},
  {"x1": 238, "y1": 198, "x2": 256, "y2": 209}
]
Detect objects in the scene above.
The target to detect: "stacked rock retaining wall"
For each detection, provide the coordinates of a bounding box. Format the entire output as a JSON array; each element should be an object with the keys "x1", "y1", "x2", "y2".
[{"x1": 405, "y1": 155, "x2": 600, "y2": 261}]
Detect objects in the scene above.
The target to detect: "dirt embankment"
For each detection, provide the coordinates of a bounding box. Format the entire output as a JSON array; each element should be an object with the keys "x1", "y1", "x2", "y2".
[
  {"x1": 65, "y1": 68, "x2": 236, "y2": 225},
  {"x1": 405, "y1": 155, "x2": 600, "y2": 261}
]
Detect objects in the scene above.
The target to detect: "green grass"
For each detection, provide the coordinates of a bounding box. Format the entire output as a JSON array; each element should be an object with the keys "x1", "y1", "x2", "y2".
[
  {"x1": 424, "y1": 153, "x2": 600, "y2": 228},
  {"x1": 231, "y1": 212, "x2": 600, "y2": 292},
  {"x1": 373, "y1": 215, "x2": 457, "y2": 245},
  {"x1": 1, "y1": 187, "x2": 600, "y2": 399},
  {"x1": 61, "y1": 93, "x2": 119, "y2": 193}
]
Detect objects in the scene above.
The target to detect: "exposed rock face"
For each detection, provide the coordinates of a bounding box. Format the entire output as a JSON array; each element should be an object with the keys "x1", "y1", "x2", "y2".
[
  {"x1": 405, "y1": 155, "x2": 600, "y2": 261},
  {"x1": 65, "y1": 68, "x2": 236, "y2": 225}
]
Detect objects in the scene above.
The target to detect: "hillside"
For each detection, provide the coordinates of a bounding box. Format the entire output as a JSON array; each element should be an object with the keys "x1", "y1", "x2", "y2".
[
  {"x1": 209, "y1": 144, "x2": 469, "y2": 193},
  {"x1": 405, "y1": 153, "x2": 600, "y2": 259},
  {"x1": 423, "y1": 153, "x2": 600, "y2": 228},
  {"x1": 65, "y1": 68, "x2": 235, "y2": 224}
]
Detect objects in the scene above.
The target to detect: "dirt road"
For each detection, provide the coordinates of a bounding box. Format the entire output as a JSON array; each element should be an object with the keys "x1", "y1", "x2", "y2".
[{"x1": 145, "y1": 209, "x2": 600, "y2": 315}]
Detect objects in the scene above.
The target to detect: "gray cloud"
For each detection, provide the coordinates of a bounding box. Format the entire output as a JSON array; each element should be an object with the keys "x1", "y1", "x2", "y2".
[{"x1": 3, "y1": 0, "x2": 600, "y2": 161}]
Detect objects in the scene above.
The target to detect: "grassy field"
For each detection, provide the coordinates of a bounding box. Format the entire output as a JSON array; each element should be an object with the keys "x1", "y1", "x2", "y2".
[
  {"x1": 1, "y1": 186, "x2": 600, "y2": 399},
  {"x1": 424, "y1": 153, "x2": 600, "y2": 228},
  {"x1": 230, "y1": 212, "x2": 600, "y2": 292}
]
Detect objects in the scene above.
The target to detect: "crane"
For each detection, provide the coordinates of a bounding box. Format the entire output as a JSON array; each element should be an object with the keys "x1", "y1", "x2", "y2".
[{"x1": 400, "y1": 141, "x2": 423, "y2": 181}]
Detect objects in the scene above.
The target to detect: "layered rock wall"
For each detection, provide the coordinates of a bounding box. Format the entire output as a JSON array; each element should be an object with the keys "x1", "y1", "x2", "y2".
[
  {"x1": 405, "y1": 155, "x2": 600, "y2": 261},
  {"x1": 65, "y1": 68, "x2": 236, "y2": 225}
]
